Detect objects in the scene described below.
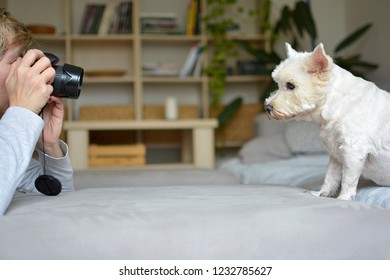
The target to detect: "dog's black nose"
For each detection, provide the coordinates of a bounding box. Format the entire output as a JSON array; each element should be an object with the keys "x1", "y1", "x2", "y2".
[{"x1": 265, "y1": 104, "x2": 273, "y2": 115}]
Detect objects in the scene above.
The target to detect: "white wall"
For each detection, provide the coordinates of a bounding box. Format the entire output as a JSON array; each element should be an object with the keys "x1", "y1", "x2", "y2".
[
  {"x1": 272, "y1": 0, "x2": 389, "y2": 91},
  {"x1": 344, "y1": 0, "x2": 390, "y2": 90}
]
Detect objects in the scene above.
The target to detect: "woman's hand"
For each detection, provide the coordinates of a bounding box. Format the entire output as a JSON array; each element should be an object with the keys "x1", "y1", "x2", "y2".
[{"x1": 6, "y1": 49, "x2": 55, "y2": 114}]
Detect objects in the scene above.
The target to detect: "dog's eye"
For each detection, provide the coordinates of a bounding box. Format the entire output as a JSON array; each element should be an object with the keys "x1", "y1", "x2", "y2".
[{"x1": 286, "y1": 82, "x2": 295, "y2": 90}]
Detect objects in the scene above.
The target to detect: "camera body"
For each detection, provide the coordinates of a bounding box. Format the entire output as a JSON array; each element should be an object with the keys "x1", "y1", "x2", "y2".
[{"x1": 45, "y1": 53, "x2": 84, "y2": 99}]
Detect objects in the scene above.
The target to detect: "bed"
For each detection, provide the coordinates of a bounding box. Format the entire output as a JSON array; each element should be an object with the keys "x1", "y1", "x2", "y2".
[
  {"x1": 2, "y1": 182, "x2": 390, "y2": 259},
  {"x1": 1, "y1": 114, "x2": 390, "y2": 260},
  {"x1": 220, "y1": 113, "x2": 390, "y2": 210}
]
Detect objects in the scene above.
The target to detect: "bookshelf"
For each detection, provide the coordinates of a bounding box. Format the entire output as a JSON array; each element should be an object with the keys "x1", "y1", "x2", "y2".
[{"x1": 7, "y1": 0, "x2": 270, "y2": 170}]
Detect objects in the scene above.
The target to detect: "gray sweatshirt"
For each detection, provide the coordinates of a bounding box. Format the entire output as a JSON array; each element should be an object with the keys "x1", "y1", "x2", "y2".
[{"x1": 0, "y1": 106, "x2": 74, "y2": 215}]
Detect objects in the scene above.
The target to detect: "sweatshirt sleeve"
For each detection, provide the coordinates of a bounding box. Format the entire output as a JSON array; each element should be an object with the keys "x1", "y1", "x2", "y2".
[
  {"x1": 0, "y1": 107, "x2": 44, "y2": 215},
  {"x1": 36, "y1": 140, "x2": 74, "y2": 192},
  {"x1": 18, "y1": 141, "x2": 75, "y2": 194}
]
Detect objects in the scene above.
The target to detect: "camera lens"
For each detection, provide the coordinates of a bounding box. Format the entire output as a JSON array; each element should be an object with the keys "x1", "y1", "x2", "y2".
[{"x1": 52, "y1": 64, "x2": 84, "y2": 99}]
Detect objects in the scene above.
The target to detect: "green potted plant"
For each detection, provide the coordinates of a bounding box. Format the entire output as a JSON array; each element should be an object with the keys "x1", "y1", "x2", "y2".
[
  {"x1": 203, "y1": 0, "x2": 250, "y2": 143},
  {"x1": 203, "y1": 0, "x2": 242, "y2": 106}
]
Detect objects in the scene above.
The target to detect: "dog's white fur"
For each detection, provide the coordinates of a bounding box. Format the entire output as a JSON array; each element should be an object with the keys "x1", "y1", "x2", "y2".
[{"x1": 265, "y1": 43, "x2": 390, "y2": 200}]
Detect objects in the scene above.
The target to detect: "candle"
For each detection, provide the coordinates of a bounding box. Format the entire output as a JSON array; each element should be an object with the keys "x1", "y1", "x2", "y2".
[{"x1": 165, "y1": 97, "x2": 178, "y2": 120}]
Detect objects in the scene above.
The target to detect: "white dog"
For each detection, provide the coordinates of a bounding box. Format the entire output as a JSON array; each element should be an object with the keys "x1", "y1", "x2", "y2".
[{"x1": 265, "y1": 43, "x2": 390, "y2": 200}]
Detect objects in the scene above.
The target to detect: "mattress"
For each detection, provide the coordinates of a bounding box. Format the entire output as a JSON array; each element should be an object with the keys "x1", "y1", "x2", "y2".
[{"x1": 2, "y1": 184, "x2": 390, "y2": 260}]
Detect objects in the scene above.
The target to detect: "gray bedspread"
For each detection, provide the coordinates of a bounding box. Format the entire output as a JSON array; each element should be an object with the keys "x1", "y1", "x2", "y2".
[
  {"x1": 1, "y1": 184, "x2": 390, "y2": 260},
  {"x1": 220, "y1": 156, "x2": 390, "y2": 210}
]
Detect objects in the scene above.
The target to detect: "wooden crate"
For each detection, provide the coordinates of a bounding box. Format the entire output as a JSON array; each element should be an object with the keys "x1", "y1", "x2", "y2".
[
  {"x1": 210, "y1": 103, "x2": 263, "y2": 144},
  {"x1": 89, "y1": 144, "x2": 146, "y2": 167}
]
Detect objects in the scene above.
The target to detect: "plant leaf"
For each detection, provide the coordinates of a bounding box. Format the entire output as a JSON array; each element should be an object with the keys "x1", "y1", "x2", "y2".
[
  {"x1": 275, "y1": 6, "x2": 292, "y2": 35},
  {"x1": 237, "y1": 41, "x2": 280, "y2": 64},
  {"x1": 217, "y1": 97, "x2": 243, "y2": 128},
  {"x1": 334, "y1": 23, "x2": 372, "y2": 53},
  {"x1": 293, "y1": 1, "x2": 317, "y2": 39}
]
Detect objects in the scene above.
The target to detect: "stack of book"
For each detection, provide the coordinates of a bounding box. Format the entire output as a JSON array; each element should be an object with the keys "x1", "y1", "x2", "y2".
[
  {"x1": 140, "y1": 13, "x2": 180, "y2": 34},
  {"x1": 142, "y1": 62, "x2": 178, "y2": 76},
  {"x1": 79, "y1": 1, "x2": 132, "y2": 35}
]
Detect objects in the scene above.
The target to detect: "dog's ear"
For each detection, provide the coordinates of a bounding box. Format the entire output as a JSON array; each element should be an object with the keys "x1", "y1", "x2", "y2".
[
  {"x1": 307, "y1": 43, "x2": 331, "y2": 75},
  {"x1": 285, "y1": 43, "x2": 298, "y2": 57}
]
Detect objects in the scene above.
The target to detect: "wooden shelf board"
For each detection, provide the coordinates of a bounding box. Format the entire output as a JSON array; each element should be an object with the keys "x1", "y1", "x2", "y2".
[
  {"x1": 70, "y1": 34, "x2": 134, "y2": 41},
  {"x1": 142, "y1": 76, "x2": 204, "y2": 83},
  {"x1": 141, "y1": 34, "x2": 205, "y2": 41},
  {"x1": 64, "y1": 119, "x2": 218, "y2": 130}
]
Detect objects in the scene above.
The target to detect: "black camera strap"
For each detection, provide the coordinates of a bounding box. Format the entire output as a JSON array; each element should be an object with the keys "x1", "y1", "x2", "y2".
[{"x1": 34, "y1": 106, "x2": 62, "y2": 196}]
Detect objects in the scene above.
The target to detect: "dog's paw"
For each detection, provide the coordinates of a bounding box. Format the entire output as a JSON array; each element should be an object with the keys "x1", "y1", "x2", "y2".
[
  {"x1": 308, "y1": 190, "x2": 331, "y2": 197},
  {"x1": 309, "y1": 190, "x2": 322, "y2": 197},
  {"x1": 337, "y1": 193, "x2": 355, "y2": 200}
]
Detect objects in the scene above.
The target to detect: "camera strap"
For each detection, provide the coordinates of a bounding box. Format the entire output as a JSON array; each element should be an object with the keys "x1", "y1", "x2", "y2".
[{"x1": 34, "y1": 106, "x2": 62, "y2": 196}]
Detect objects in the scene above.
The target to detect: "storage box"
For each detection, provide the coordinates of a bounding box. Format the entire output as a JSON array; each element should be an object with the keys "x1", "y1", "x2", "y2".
[{"x1": 88, "y1": 144, "x2": 146, "y2": 167}]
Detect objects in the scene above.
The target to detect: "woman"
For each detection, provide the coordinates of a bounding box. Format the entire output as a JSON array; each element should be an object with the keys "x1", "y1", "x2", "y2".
[{"x1": 0, "y1": 8, "x2": 73, "y2": 215}]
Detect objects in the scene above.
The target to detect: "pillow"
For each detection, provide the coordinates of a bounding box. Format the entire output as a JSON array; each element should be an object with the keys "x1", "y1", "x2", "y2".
[
  {"x1": 284, "y1": 121, "x2": 326, "y2": 154},
  {"x1": 239, "y1": 134, "x2": 292, "y2": 164},
  {"x1": 254, "y1": 113, "x2": 287, "y2": 137}
]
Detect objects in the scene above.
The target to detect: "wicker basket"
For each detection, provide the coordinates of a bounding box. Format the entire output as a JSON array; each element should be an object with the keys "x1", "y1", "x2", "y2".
[
  {"x1": 79, "y1": 104, "x2": 198, "y2": 121},
  {"x1": 78, "y1": 104, "x2": 200, "y2": 145},
  {"x1": 79, "y1": 105, "x2": 134, "y2": 120},
  {"x1": 210, "y1": 103, "x2": 263, "y2": 144}
]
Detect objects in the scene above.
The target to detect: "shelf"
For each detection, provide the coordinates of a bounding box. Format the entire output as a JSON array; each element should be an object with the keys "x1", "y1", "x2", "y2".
[
  {"x1": 226, "y1": 75, "x2": 271, "y2": 82},
  {"x1": 225, "y1": 34, "x2": 267, "y2": 41},
  {"x1": 32, "y1": 35, "x2": 67, "y2": 41},
  {"x1": 84, "y1": 76, "x2": 134, "y2": 84},
  {"x1": 13, "y1": 0, "x2": 269, "y2": 169},
  {"x1": 142, "y1": 76, "x2": 205, "y2": 83},
  {"x1": 140, "y1": 76, "x2": 270, "y2": 83},
  {"x1": 65, "y1": 118, "x2": 218, "y2": 170},
  {"x1": 64, "y1": 119, "x2": 218, "y2": 130},
  {"x1": 141, "y1": 34, "x2": 205, "y2": 41},
  {"x1": 70, "y1": 34, "x2": 134, "y2": 41}
]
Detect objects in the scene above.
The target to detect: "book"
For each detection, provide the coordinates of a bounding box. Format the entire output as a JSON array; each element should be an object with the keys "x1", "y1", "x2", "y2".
[
  {"x1": 179, "y1": 42, "x2": 202, "y2": 77},
  {"x1": 142, "y1": 62, "x2": 178, "y2": 76},
  {"x1": 186, "y1": 0, "x2": 198, "y2": 35},
  {"x1": 90, "y1": 4, "x2": 106, "y2": 34},
  {"x1": 98, "y1": 3, "x2": 115, "y2": 35},
  {"x1": 195, "y1": 0, "x2": 202, "y2": 35},
  {"x1": 79, "y1": 2, "x2": 132, "y2": 35},
  {"x1": 116, "y1": 1, "x2": 132, "y2": 34},
  {"x1": 193, "y1": 51, "x2": 205, "y2": 77},
  {"x1": 141, "y1": 13, "x2": 179, "y2": 34},
  {"x1": 79, "y1": 4, "x2": 97, "y2": 34}
]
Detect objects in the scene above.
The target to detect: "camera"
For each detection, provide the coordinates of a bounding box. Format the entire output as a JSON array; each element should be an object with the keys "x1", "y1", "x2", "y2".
[{"x1": 45, "y1": 53, "x2": 84, "y2": 99}]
